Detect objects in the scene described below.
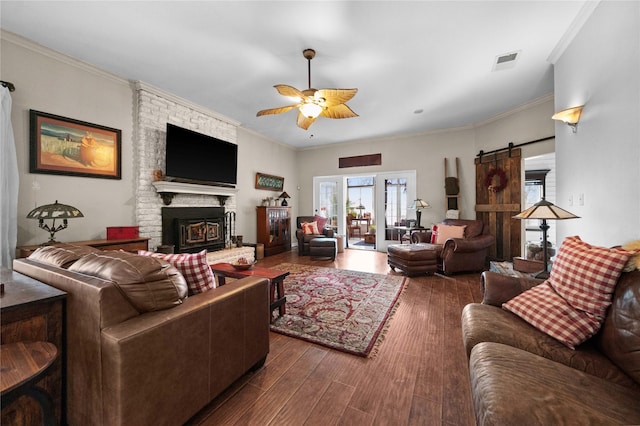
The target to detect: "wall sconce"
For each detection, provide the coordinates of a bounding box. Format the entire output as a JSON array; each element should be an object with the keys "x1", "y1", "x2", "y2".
[
  {"x1": 552, "y1": 105, "x2": 583, "y2": 133},
  {"x1": 26, "y1": 200, "x2": 84, "y2": 244}
]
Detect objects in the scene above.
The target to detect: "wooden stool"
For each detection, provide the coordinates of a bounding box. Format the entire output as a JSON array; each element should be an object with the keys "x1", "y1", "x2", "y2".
[{"x1": 1, "y1": 342, "x2": 58, "y2": 426}]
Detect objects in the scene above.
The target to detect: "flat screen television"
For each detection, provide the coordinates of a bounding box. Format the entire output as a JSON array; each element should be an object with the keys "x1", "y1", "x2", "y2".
[{"x1": 165, "y1": 123, "x2": 238, "y2": 187}]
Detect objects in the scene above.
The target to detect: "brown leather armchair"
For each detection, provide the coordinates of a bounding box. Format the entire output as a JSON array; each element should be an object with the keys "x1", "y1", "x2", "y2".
[
  {"x1": 411, "y1": 218, "x2": 495, "y2": 275},
  {"x1": 296, "y1": 216, "x2": 335, "y2": 255}
]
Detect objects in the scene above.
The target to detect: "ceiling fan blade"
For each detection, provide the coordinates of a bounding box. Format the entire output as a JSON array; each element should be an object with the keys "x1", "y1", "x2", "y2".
[
  {"x1": 320, "y1": 103, "x2": 359, "y2": 119},
  {"x1": 296, "y1": 111, "x2": 316, "y2": 130},
  {"x1": 317, "y1": 88, "x2": 358, "y2": 107},
  {"x1": 256, "y1": 105, "x2": 298, "y2": 117},
  {"x1": 274, "y1": 84, "x2": 305, "y2": 100}
]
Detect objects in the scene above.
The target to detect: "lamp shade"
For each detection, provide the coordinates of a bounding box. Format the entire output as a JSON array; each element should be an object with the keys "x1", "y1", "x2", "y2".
[
  {"x1": 27, "y1": 201, "x2": 84, "y2": 220},
  {"x1": 513, "y1": 198, "x2": 579, "y2": 220},
  {"x1": 551, "y1": 106, "x2": 583, "y2": 125},
  {"x1": 278, "y1": 192, "x2": 290, "y2": 199},
  {"x1": 27, "y1": 200, "x2": 84, "y2": 244},
  {"x1": 409, "y1": 199, "x2": 431, "y2": 210}
]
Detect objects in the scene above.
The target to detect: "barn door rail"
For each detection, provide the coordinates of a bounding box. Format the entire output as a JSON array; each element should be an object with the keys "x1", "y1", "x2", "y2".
[{"x1": 477, "y1": 135, "x2": 554, "y2": 161}]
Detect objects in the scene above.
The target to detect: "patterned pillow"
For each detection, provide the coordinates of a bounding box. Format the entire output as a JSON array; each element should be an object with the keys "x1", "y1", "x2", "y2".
[
  {"x1": 503, "y1": 236, "x2": 631, "y2": 349},
  {"x1": 547, "y1": 236, "x2": 631, "y2": 319},
  {"x1": 302, "y1": 221, "x2": 320, "y2": 235},
  {"x1": 435, "y1": 224, "x2": 466, "y2": 244},
  {"x1": 313, "y1": 215, "x2": 328, "y2": 231},
  {"x1": 503, "y1": 282, "x2": 602, "y2": 349},
  {"x1": 138, "y1": 249, "x2": 216, "y2": 294}
]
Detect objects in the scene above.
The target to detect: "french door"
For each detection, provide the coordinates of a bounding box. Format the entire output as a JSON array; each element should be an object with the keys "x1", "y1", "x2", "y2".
[
  {"x1": 314, "y1": 171, "x2": 415, "y2": 252},
  {"x1": 375, "y1": 171, "x2": 416, "y2": 251}
]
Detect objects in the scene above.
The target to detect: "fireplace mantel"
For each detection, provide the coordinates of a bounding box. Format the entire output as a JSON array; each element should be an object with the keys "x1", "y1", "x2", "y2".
[{"x1": 152, "y1": 181, "x2": 238, "y2": 205}]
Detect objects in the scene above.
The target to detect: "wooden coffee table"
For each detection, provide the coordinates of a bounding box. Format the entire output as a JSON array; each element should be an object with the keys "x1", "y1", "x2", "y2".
[{"x1": 209, "y1": 263, "x2": 289, "y2": 319}]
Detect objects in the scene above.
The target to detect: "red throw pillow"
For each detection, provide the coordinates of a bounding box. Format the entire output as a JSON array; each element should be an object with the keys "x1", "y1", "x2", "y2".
[
  {"x1": 138, "y1": 249, "x2": 216, "y2": 294},
  {"x1": 313, "y1": 214, "x2": 328, "y2": 231},
  {"x1": 430, "y1": 225, "x2": 438, "y2": 244},
  {"x1": 503, "y1": 236, "x2": 632, "y2": 349}
]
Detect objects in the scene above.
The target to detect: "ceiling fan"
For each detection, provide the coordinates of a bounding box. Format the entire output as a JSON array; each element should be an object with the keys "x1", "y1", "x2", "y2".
[{"x1": 256, "y1": 49, "x2": 358, "y2": 130}]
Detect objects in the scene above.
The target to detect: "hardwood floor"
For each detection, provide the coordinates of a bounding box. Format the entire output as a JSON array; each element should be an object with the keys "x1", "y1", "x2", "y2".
[{"x1": 187, "y1": 248, "x2": 483, "y2": 425}]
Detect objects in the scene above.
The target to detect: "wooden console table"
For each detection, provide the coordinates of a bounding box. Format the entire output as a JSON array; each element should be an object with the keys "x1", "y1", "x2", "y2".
[
  {"x1": 16, "y1": 237, "x2": 149, "y2": 258},
  {"x1": 1, "y1": 268, "x2": 66, "y2": 425}
]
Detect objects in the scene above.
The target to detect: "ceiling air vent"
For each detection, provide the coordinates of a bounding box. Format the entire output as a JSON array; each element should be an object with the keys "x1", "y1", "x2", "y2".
[{"x1": 492, "y1": 50, "x2": 521, "y2": 71}]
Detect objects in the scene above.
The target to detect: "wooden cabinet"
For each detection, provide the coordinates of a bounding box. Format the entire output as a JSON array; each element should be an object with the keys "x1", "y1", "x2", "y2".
[
  {"x1": 256, "y1": 207, "x2": 291, "y2": 257},
  {"x1": 16, "y1": 237, "x2": 150, "y2": 258},
  {"x1": 1, "y1": 268, "x2": 66, "y2": 425}
]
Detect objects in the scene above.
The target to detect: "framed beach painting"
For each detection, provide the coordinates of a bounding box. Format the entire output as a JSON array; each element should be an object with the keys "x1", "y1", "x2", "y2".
[{"x1": 29, "y1": 109, "x2": 122, "y2": 179}]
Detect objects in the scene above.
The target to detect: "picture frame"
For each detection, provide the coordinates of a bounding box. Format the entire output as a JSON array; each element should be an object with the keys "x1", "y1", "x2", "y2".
[
  {"x1": 30, "y1": 109, "x2": 122, "y2": 179},
  {"x1": 255, "y1": 172, "x2": 284, "y2": 191}
]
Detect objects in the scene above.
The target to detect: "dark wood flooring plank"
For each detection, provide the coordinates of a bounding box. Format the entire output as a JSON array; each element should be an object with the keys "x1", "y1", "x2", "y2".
[
  {"x1": 233, "y1": 346, "x2": 327, "y2": 425},
  {"x1": 191, "y1": 249, "x2": 478, "y2": 426}
]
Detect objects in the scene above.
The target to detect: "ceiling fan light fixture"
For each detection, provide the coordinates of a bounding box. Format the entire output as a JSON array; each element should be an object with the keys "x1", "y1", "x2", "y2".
[{"x1": 300, "y1": 102, "x2": 323, "y2": 119}]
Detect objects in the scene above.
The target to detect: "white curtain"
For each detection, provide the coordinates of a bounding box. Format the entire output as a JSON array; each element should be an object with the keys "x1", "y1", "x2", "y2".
[{"x1": 1, "y1": 86, "x2": 19, "y2": 269}]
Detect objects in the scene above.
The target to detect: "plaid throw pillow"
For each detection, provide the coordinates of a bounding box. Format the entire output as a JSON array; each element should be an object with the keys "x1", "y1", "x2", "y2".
[
  {"x1": 547, "y1": 236, "x2": 631, "y2": 319},
  {"x1": 504, "y1": 236, "x2": 631, "y2": 349},
  {"x1": 138, "y1": 249, "x2": 216, "y2": 294}
]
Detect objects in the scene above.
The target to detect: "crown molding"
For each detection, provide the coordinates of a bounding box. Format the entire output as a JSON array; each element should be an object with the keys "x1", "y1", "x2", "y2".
[
  {"x1": 547, "y1": 1, "x2": 601, "y2": 64},
  {"x1": 1, "y1": 29, "x2": 128, "y2": 86},
  {"x1": 134, "y1": 81, "x2": 240, "y2": 127}
]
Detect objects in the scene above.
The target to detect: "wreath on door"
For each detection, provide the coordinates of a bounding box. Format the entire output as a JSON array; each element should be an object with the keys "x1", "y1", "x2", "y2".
[{"x1": 485, "y1": 167, "x2": 508, "y2": 193}]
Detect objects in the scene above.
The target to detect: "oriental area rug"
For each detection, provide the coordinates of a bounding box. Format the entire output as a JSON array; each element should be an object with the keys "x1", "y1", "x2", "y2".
[{"x1": 269, "y1": 263, "x2": 407, "y2": 357}]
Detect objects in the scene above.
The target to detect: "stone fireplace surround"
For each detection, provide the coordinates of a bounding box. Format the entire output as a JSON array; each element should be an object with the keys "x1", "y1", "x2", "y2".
[{"x1": 134, "y1": 82, "x2": 241, "y2": 253}]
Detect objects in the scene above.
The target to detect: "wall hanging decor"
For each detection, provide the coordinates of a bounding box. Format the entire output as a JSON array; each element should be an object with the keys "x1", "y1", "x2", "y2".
[
  {"x1": 30, "y1": 109, "x2": 122, "y2": 179},
  {"x1": 255, "y1": 172, "x2": 284, "y2": 191}
]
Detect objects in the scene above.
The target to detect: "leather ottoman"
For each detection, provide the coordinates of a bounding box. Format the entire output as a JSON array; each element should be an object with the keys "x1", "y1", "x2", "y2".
[
  {"x1": 387, "y1": 243, "x2": 439, "y2": 276},
  {"x1": 309, "y1": 237, "x2": 338, "y2": 260}
]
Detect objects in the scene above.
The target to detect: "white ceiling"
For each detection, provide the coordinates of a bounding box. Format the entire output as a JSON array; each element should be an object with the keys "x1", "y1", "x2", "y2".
[{"x1": 1, "y1": 1, "x2": 587, "y2": 148}]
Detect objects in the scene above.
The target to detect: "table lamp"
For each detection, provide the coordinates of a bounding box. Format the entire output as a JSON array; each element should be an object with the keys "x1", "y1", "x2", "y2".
[
  {"x1": 26, "y1": 200, "x2": 84, "y2": 244},
  {"x1": 513, "y1": 197, "x2": 579, "y2": 278},
  {"x1": 279, "y1": 191, "x2": 291, "y2": 206},
  {"x1": 409, "y1": 198, "x2": 431, "y2": 228}
]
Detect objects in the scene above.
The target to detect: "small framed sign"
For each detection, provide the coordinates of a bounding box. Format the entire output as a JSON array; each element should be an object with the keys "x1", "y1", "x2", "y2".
[{"x1": 255, "y1": 172, "x2": 284, "y2": 191}]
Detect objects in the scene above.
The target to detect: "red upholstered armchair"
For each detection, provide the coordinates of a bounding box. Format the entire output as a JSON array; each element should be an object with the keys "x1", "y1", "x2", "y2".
[
  {"x1": 411, "y1": 218, "x2": 495, "y2": 275},
  {"x1": 296, "y1": 216, "x2": 335, "y2": 255}
]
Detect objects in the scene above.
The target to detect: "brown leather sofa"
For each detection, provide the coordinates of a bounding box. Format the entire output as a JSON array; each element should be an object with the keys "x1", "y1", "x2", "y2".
[
  {"x1": 13, "y1": 245, "x2": 270, "y2": 426},
  {"x1": 461, "y1": 270, "x2": 640, "y2": 425},
  {"x1": 410, "y1": 218, "x2": 495, "y2": 275},
  {"x1": 295, "y1": 216, "x2": 335, "y2": 255}
]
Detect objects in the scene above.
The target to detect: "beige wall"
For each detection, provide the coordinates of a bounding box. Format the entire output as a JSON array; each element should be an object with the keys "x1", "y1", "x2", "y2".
[
  {"x1": 2, "y1": 31, "x2": 298, "y2": 247},
  {"x1": 553, "y1": 1, "x2": 640, "y2": 246},
  {"x1": 296, "y1": 96, "x2": 556, "y2": 225},
  {"x1": 2, "y1": 32, "x2": 136, "y2": 245}
]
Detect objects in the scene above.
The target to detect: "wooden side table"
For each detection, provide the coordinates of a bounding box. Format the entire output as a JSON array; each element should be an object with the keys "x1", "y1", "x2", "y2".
[
  {"x1": 209, "y1": 263, "x2": 289, "y2": 319},
  {"x1": 1, "y1": 342, "x2": 58, "y2": 426},
  {"x1": 1, "y1": 268, "x2": 66, "y2": 425}
]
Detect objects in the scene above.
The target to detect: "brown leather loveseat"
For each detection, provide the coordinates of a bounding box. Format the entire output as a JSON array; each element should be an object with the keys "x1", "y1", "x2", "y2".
[
  {"x1": 13, "y1": 245, "x2": 270, "y2": 426},
  {"x1": 461, "y1": 270, "x2": 640, "y2": 424},
  {"x1": 410, "y1": 218, "x2": 495, "y2": 274}
]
